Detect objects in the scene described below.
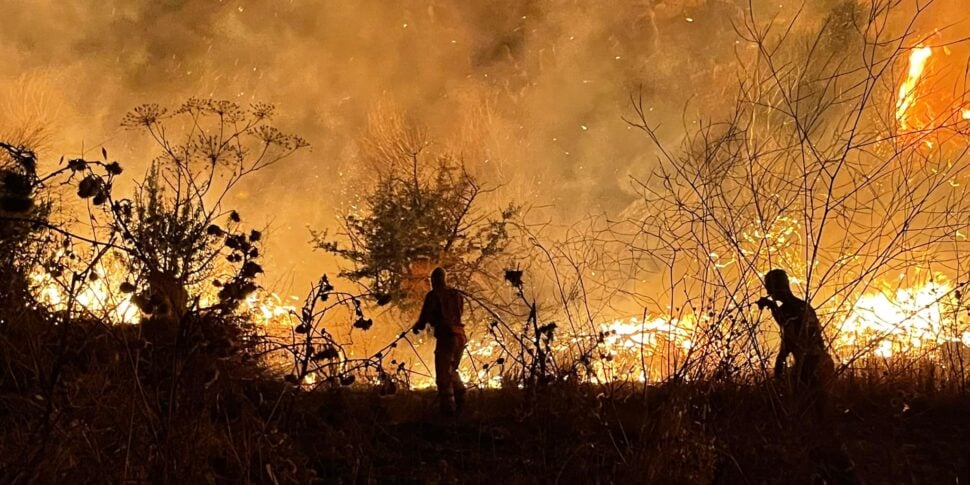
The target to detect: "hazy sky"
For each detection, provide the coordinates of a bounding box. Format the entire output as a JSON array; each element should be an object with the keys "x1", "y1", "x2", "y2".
[{"x1": 1, "y1": 0, "x2": 963, "y2": 293}]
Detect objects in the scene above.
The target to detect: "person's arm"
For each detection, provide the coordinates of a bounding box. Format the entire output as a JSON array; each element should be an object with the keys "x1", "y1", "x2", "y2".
[
  {"x1": 757, "y1": 297, "x2": 788, "y2": 377},
  {"x1": 412, "y1": 293, "x2": 433, "y2": 333}
]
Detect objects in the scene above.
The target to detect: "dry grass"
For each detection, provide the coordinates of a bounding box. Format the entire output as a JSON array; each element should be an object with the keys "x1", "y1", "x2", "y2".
[{"x1": 1, "y1": 292, "x2": 968, "y2": 483}]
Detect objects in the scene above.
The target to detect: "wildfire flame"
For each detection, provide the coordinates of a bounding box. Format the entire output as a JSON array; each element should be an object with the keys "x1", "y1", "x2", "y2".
[
  {"x1": 30, "y1": 268, "x2": 141, "y2": 324},
  {"x1": 836, "y1": 281, "x2": 952, "y2": 358},
  {"x1": 548, "y1": 277, "x2": 968, "y2": 383},
  {"x1": 29, "y1": 255, "x2": 141, "y2": 324},
  {"x1": 896, "y1": 46, "x2": 933, "y2": 131},
  {"x1": 27, "y1": 259, "x2": 970, "y2": 388},
  {"x1": 28, "y1": 259, "x2": 299, "y2": 328}
]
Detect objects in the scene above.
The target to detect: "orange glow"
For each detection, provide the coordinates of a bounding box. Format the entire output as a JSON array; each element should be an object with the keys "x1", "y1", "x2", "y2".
[{"x1": 27, "y1": 249, "x2": 970, "y2": 388}]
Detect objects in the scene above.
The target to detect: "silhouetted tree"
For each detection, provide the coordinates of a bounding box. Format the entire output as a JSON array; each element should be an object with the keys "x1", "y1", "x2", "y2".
[
  {"x1": 0, "y1": 143, "x2": 47, "y2": 302},
  {"x1": 315, "y1": 149, "x2": 515, "y2": 307},
  {"x1": 115, "y1": 99, "x2": 307, "y2": 318}
]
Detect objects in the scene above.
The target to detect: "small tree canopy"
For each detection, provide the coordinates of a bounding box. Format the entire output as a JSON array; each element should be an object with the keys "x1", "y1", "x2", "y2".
[{"x1": 315, "y1": 152, "x2": 516, "y2": 308}]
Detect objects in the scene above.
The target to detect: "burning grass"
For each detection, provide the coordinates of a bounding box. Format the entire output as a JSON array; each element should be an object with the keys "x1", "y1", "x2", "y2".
[{"x1": 26, "y1": 257, "x2": 970, "y2": 391}]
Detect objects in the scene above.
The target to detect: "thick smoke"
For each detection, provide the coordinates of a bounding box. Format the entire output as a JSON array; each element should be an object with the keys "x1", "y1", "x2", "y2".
[{"x1": 0, "y1": 0, "x2": 963, "y2": 291}]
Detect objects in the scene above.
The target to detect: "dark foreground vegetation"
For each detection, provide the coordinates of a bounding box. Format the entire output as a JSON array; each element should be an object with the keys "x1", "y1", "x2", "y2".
[
  {"x1": 1, "y1": 303, "x2": 968, "y2": 483},
  {"x1": 292, "y1": 381, "x2": 970, "y2": 483}
]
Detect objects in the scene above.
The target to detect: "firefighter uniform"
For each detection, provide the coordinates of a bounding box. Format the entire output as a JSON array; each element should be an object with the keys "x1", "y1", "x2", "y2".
[{"x1": 415, "y1": 284, "x2": 467, "y2": 414}]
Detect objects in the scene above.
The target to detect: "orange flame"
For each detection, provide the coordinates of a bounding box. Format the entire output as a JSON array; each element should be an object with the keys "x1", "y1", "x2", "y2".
[
  {"x1": 27, "y1": 253, "x2": 970, "y2": 388},
  {"x1": 896, "y1": 46, "x2": 933, "y2": 131}
]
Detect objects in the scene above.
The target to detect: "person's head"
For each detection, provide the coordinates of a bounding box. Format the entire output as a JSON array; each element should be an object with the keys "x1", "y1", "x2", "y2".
[
  {"x1": 430, "y1": 267, "x2": 448, "y2": 290},
  {"x1": 763, "y1": 269, "x2": 792, "y2": 298}
]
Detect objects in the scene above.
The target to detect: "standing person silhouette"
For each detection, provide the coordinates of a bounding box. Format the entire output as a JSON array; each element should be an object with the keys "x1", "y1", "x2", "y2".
[{"x1": 412, "y1": 267, "x2": 467, "y2": 416}]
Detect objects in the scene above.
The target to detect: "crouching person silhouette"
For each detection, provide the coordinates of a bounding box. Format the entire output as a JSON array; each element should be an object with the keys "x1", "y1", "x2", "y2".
[
  {"x1": 756, "y1": 269, "x2": 835, "y2": 401},
  {"x1": 412, "y1": 267, "x2": 467, "y2": 416},
  {"x1": 758, "y1": 269, "x2": 856, "y2": 481}
]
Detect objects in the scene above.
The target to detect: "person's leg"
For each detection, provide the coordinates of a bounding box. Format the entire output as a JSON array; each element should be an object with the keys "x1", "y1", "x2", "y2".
[
  {"x1": 451, "y1": 332, "x2": 467, "y2": 413},
  {"x1": 434, "y1": 337, "x2": 456, "y2": 415},
  {"x1": 798, "y1": 355, "x2": 817, "y2": 387},
  {"x1": 814, "y1": 354, "x2": 836, "y2": 418},
  {"x1": 818, "y1": 354, "x2": 836, "y2": 389},
  {"x1": 799, "y1": 354, "x2": 831, "y2": 419}
]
